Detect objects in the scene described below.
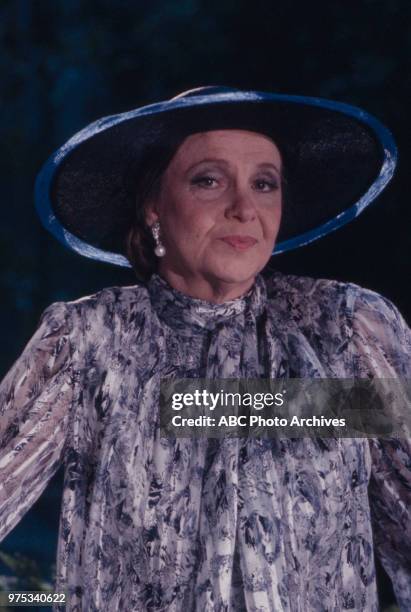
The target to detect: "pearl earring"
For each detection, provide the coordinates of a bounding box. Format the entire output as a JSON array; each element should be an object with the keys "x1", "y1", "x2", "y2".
[{"x1": 151, "y1": 221, "x2": 166, "y2": 257}]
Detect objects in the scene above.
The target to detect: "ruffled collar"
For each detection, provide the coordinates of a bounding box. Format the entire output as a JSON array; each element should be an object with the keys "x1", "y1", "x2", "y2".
[{"x1": 148, "y1": 273, "x2": 267, "y2": 333}]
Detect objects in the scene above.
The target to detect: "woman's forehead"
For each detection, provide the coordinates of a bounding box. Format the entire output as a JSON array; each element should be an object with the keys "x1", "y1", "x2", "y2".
[{"x1": 172, "y1": 129, "x2": 282, "y2": 166}]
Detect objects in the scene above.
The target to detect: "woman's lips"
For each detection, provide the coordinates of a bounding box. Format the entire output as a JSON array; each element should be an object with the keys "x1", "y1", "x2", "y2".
[{"x1": 219, "y1": 236, "x2": 258, "y2": 250}]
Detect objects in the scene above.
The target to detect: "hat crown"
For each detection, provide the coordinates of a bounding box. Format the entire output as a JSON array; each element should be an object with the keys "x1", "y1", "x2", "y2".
[{"x1": 171, "y1": 85, "x2": 240, "y2": 100}]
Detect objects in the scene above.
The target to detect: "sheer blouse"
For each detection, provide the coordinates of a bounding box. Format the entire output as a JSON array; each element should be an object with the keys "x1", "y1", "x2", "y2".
[{"x1": 0, "y1": 272, "x2": 410, "y2": 611}]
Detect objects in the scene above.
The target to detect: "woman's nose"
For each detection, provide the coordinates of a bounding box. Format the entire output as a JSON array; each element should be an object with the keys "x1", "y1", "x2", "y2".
[{"x1": 225, "y1": 187, "x2": 256, "y2": 222}]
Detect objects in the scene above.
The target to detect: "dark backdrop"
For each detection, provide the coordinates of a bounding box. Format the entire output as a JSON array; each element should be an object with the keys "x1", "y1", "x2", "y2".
[{"x1": 0, "y1": 1, "x2": 409, "y2": 609}]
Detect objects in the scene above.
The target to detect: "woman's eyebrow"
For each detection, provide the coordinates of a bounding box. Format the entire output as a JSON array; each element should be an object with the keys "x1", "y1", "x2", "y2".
[
  {"x1": 257, "y1": 162, "x2": 281, "y2": 174},
  {"x1": 185, "y1": 159, "x2": 281, "y2": 174},
  {"x1": 186, "y1": 158, "x2": 230, "y2": 172}
]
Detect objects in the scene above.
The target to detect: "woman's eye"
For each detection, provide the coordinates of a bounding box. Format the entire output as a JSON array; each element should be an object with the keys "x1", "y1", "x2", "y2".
[
  {"x1": 191, "y1": 175, "x2": 219, "y2": 188},
  {"x1": 253, "y1": 178, "x2": 279, "y2": 192}
]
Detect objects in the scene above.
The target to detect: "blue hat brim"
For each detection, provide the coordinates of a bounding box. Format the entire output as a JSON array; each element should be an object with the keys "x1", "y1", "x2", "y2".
[{"x1": 34, "y1": 90, "x2": 397, "y2": 268}]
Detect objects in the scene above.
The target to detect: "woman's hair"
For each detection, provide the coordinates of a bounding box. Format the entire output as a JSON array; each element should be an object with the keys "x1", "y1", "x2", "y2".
[
  {"x1": 124, "y1": 142, "x2": 182, "y2": 282},
  {"x1": 124, "y1": 132, "x2": 289, "y2": 283}
]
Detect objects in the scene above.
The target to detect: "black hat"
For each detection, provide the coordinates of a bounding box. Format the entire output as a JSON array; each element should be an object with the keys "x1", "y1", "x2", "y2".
[{"x1": 35, "y1": 86, "x2": 397, "y2": 268}]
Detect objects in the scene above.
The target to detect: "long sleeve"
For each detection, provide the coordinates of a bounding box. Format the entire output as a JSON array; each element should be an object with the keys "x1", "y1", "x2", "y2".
[
  {"x1": 351, "y1": 286, "x2": 411, "y2": 611},
  {"x1": 0, "y1": 301, "x2": 75, "y2": 542}
]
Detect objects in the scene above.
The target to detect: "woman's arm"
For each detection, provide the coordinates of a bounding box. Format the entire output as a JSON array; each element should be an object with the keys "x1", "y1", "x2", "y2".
[
  {"x1": 351, "y1": 287, "x2": 411, "y2": 611},
  {"x1": 0, "y1": 301, "x2": 75, "y2": 542}
]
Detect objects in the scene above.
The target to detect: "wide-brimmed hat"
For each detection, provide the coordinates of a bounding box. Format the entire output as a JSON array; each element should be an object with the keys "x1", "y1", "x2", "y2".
[{"x1": 34, "y1": 86, "x2": 397, "y2": 268}]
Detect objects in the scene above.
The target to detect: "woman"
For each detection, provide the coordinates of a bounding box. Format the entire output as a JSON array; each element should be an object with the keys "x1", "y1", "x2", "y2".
[{"x1": 0, "y1": 86, "x2": 410, "y2": 611}]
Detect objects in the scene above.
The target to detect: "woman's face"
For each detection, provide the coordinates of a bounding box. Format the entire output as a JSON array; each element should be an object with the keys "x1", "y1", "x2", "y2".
[{"x1": 145, "y1": 129, "x2": 283, "y2": 301}]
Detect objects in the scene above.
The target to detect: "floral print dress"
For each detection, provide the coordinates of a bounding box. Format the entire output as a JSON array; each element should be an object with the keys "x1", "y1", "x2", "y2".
[{"x1": 0, "y1": 271, "x2": 410, "y2": 611}]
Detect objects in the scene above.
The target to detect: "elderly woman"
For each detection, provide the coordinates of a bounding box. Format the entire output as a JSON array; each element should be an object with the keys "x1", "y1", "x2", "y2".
[{"x1": 0, "y1": 87, "x2": 410, "y2": 612}]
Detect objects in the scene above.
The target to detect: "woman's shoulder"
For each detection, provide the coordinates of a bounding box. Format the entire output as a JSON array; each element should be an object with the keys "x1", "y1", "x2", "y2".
[
  {"x1": 39, "y1": 284, "x2": 152, "y2": 344},
  {"x1": 264, "y1": 270, "x2": 409, "y2": 334},
  {"x1": 63, "y1": 283, "x2": 151, "y2": 315},
  {"x1": 265, "y1": 270, "x2": 400, "y2": 310},
  {"x1": 266, "y1": 269, "x2": 358, "y2": 298},
  {"x1": 264, "y1": 270, "x2": 354, "y2": 317}
]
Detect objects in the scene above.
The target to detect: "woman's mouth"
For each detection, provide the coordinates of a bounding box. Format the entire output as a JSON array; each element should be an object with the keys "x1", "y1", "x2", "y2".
[{"x1": 219, "y1": 236, "x2": 258, "y2": 250}]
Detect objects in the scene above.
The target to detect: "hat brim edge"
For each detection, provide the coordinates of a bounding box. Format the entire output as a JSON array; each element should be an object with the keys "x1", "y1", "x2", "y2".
[{"x1": 34, "y1": 91, "x2": 398, "y2": 269}]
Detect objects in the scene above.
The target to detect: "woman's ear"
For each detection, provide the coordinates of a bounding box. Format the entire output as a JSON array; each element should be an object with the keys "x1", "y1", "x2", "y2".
[{"x1": 144, "y1": 200, "x2": 159, "y2": 227}]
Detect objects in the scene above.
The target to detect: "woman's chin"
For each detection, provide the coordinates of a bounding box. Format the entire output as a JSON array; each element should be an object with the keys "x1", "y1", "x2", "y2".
[
  {"x1": 204, "y1": 259, "x2": 264, "y2": 287},
  {"x1": 204, "y1": 246, "x2": 272, "y2": 284}
]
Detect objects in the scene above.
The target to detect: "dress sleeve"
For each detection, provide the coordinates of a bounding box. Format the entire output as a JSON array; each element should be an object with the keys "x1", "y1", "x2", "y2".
[
  {"x1": 351, "y1": 287, "x2": 411, "y2": 611},
  {"x1": 0, "y1": 301, "x2": 75, "y2": 542}
]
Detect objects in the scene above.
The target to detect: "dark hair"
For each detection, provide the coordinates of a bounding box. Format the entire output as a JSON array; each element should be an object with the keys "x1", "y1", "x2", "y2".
[
  {"x1": 124, "y1": 142, "x2": 182, "y2": 282},
  {"x1": 124, "y1": 133, "x2": 289, "y2": 283}
]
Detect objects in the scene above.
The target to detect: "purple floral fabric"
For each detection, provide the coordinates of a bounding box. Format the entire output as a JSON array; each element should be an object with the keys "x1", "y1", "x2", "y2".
[{"x1": 0, "y1": 271, "x2": 410, "y2": 611}]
